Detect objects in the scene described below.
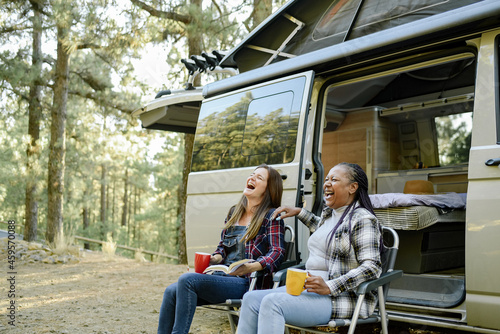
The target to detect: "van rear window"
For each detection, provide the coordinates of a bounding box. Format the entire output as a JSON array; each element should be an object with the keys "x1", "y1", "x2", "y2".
[
  {"x1": 191, "y1": 77, "x2": 305, "y2": 172},
  {"x1": 435, "y1": 112, "x2": 472, "y2": 166}
]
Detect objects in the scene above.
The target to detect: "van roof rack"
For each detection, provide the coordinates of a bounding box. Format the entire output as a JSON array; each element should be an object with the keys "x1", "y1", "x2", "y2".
[{"x1": 180, "y1": 50, "x2": 238, "y2": 90}]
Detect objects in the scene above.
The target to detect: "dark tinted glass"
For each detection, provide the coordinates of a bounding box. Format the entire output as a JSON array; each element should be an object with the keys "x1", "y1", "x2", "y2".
[{"x1": 191, "y1": 76, "x2": 306, "y2": 171}]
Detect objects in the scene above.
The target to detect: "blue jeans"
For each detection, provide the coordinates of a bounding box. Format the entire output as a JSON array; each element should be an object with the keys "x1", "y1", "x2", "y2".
[
  {"x1": 238, "y1": 286, "x2": 333, "y2": 334},
  {"x1": 157, "y1": 272, "x2": 249, "y2": 334}
]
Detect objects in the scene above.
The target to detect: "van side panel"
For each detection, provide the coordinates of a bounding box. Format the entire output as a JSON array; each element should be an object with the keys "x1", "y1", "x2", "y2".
[
  {"x1": 185, "y1": 167, "x2": 300, "y2": 264},
  {"x1": 465, "y1": 30, "x2": 500, "y2": 330}
]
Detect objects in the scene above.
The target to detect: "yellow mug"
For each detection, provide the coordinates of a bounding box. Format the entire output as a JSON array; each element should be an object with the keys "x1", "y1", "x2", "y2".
[{"x1": 286, "y1": 268, "x2": 309, "y2": 296}]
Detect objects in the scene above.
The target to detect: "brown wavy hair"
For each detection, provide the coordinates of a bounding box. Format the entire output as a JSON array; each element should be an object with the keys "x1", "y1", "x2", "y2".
[{"x1": 226, "y1": 164, "x2": 283, "y2": 241}]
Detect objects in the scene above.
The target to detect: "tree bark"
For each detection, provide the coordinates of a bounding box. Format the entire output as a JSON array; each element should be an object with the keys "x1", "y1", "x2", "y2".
[
  {"x1": 121, "y1": 168, "x2": 128, "y2": 227},
  {"x1": 112, "y1": 179, "x2": 116, "y2": 225},
  {"x1": 251, "y1": 0, "x2": 272, "y2": 30},
  {"x1": 176, "y1": 133, "x2": 194, "y2": 265},
  {"x1": 46, "y1": 23, "x2": 70, "y2": 244},
  {"x1": 127, "y1": 184, "x2": 132, "y2": 234},
  {"x1": 173, "y1": 0, "x2": 202, "y2": 265},
  {"x1": 100, "y1": 163, "x2": 106, "y2": 238},
  {"x1": 135, "y1": 187, "x2": 140, "y2": 244},
  {"x1": 25, "y1": 1, "x2": 43, "y2": 242},
  {"x1": 82, "y1": 189, "x2": 90, "y2": 250},
  {"x1": 244, "y1": 0, "x2": 273, "y2": 32},
  {"x1": 106, "y1": 176, "x2": 110, "y2": 218}
]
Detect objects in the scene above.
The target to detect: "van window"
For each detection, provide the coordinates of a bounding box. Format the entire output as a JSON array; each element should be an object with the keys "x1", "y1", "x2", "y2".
[
  {"x1": 436, "y1": 112, "x2": 472, "y2": 166},
  {"x1": 191, "y1": 77, "x2": 305, "y2": 172}
]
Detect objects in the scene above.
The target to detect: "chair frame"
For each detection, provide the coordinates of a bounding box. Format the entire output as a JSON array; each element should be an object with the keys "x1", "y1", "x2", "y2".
[{"x1": 274, "y1": 226, "x2": 402, "y2": 334}]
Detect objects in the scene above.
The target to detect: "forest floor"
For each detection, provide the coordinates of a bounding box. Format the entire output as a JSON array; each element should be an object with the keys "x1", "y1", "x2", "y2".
[
  {"x1": 0, "y1": 238, "x2": 233, "y2": 334},
  {"x1": 0, "y1": 237, "x2": 469, "y2": 334}
]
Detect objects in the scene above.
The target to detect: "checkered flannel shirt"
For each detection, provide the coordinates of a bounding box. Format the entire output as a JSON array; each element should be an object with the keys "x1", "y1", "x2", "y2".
[{"x1": 298, "y1": 203, "x2": 382, "y2": 319}]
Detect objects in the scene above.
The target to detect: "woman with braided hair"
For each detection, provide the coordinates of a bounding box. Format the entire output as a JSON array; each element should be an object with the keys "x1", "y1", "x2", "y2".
[{"x1": 237, "y1": 163, "x2": 382, "y2": 334}]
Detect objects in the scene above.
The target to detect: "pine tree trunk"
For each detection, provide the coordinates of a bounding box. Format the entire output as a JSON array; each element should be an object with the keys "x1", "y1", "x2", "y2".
[
  {"x1": 177, "y1": 133, "x2": 194, "y2": 265},
  {"x1": 174, "y1": 0, "x2": 202, "y2": 265},
  {"x1": 106, "y1": 177, "x2": 110, "y2": 220},
  {"x1": 82, "y1": 185, "x2": 91, "y2": 249},
  {"x1": 112, "y1": 179, "x2": 116, "y2": 225},
  {"x1": 134, "y1": 187, "x2": 139, "y2": 243},
  {"x1": 24, "y1": 2, "x2": 43, "y2": 242},
  {"x1": 137, "y1": 188, "x2": 140, "y2": 213},
  {"x1": 251, "y1": 0, "x2": 272, "y2": 30},
  {"x1": 128, "y1": 186, "x2": 133, "y2": 240},
  {"x1": 46, "y1": 24, "x2": 70, "y2": 244},
  {"x1": 121, "y1": 168, "x2": 128, "y2": 227},
  {"x1": 100, "y1": 164, "x2": 106, "y2": 238},
  {"x1": 82, "y1": 206, "x2": 90, "y2": 250}
]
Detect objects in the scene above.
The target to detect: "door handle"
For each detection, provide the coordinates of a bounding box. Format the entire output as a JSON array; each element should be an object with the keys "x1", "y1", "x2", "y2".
[{"x1": 485, "y1": 158, "x2": 500, "y2": 166}]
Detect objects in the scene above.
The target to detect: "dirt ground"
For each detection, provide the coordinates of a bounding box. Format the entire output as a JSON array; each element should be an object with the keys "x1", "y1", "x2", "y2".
[
  {"x1": 0, "y1": 239, "x2": 233, "y2": 334},
  {"x1": 0, "y1": 238, "x2": 469, "y2": 334}
]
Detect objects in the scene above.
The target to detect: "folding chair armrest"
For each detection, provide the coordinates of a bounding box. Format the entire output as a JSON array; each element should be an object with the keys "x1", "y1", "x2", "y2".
[
  {"x1": 248, "y1": 270, "x2": 266, "y2": 291},
  {"x1": 223, "y1": 271, "x2": 264, "y2": 306},
  {"x1": 225, "y1": 265, "x2": 299, "y2": 306},
  {"x1": 356, "y1": 270, "x2": 403, "y2": 295},
  {"x1": 273, "y1": 263, "x2": 305, "y2": 287},
  {"x1": 224, "y1": 299, "x2": 242, "y2": 307},
  {"x1": 250, "y1": 270, "x2": 261, "y2": 278},
  {"x1": 278, "y1": 259, "x2": 299, "y2": 271}
]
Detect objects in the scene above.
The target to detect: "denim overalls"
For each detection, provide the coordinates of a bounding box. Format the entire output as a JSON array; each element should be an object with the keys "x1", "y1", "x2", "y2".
[{"x1": 222, "y1": 225, "x2": 247, "y2": 266}]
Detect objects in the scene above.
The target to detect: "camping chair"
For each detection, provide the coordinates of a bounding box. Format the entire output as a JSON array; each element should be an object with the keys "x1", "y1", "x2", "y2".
[
  {"x1": 273, "y1": 226, "x2": 402, "y2": 334},
  {"x1": 199, "y1": 224, "x2": 296, "y2": 334}
]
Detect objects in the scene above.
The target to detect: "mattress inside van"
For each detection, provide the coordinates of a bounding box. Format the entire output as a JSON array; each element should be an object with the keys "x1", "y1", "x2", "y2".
[{"x1": 375, "y1": 206, "x2": 465, "y2": 230}]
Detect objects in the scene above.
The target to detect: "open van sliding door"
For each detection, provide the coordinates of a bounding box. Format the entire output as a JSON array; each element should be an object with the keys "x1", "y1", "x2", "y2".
[
  {"x1": 465, "y1": 31, "x2": 500, "y2": 330},
  {"x1": 185, "y1": 71, "x2": 315, "y2": 265}
]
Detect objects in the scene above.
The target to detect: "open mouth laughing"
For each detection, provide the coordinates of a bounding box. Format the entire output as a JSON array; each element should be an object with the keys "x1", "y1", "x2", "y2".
[{"x1": 324, "y1": 190, "x2": 334, "y2": 200}]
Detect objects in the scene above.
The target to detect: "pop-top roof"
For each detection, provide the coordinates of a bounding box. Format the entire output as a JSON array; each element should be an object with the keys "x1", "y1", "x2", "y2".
[{"x1": 220, "y1": 0, "x2": 481, "y2": 73}]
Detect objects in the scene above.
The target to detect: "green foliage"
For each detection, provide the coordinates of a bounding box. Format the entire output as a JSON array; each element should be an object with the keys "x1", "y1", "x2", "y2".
[
  {"x1": 0, "y1": 99, "x2": 30, "y2": 220},
  {"x1": 0, "y1": 0, "x2": 185, "y2": 261},
  {"x1": 435, "y1": 113, "x2": 473, "y2": 166},
  {"x1": 0, "y1": 0, "x2": 284, "y2": 261}
]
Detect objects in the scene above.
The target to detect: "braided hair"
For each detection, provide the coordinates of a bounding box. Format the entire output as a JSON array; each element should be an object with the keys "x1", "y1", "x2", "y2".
[
  {"x1": 338, "y1": 162, "x2": 375, "y2": 215},
  {"x1": 325, "y1": 162, "x2": 376, "y2": 251}
]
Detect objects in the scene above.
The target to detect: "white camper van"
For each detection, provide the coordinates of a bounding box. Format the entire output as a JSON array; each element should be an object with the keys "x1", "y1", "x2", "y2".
[{"x1": 134, "y1": 0, "x2": 500, "y2": 332}]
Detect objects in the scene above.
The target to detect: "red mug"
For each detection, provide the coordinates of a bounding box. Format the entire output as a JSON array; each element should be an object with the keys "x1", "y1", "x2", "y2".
[{"x1": 194, "y1": 252, "x2": 211, "y2": 273}]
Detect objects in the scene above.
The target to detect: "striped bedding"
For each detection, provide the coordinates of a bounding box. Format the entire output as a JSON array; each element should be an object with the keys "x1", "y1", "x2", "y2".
[{"x1": 374, "y1": 206, "x2": 465, "y2": 230}]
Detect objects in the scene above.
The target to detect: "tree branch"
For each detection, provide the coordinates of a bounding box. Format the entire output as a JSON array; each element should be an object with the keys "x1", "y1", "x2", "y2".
[
  {"x1": 0, "y1": 24, "x2": 31, "y2": 34},
  {"x1": 130, "y1": 0, "x2": 192, "y2": 25},
  {"x1": 68, "y1": 89, "x2": 137, "y2": 114},
  {"x1": 76, "y1": 43, "x2": 102, "y2": 50},
  {"x1": 2, "y1": 85, "x2": 30, "y2": 102},
  {"x1": 211, "y1": 0, "x2": 223, "y2": 18},
  {"x1": 71, "y1": 70, "x2": 110, "y2": 91}
]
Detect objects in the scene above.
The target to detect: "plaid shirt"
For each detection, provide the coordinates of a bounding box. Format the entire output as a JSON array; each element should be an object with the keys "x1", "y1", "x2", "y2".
[
  {"x1": 298, "y1": 203, "x2": 382, "y2": 319},
  {"x1": 214, "y1": 209, "x2": 285, "y2": 289}
]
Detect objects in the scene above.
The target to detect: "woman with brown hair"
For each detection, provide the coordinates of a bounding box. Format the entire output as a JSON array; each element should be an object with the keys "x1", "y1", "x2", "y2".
[{"x1": 157, "y1": 164, "x2": 286, "y2": 334}]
